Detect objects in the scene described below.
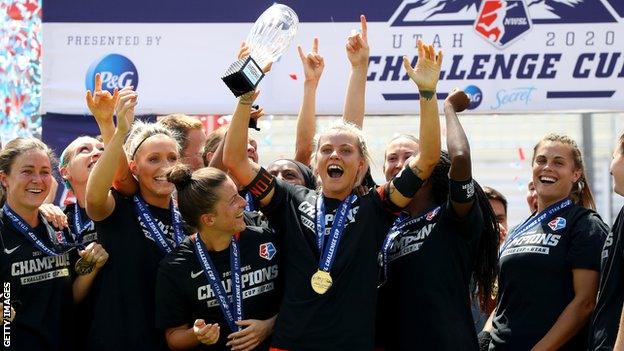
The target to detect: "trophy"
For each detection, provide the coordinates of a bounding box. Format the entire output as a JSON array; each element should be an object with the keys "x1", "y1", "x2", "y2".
[{"x1": 222, "y1": 4, "x2": 299, "y2": 96}]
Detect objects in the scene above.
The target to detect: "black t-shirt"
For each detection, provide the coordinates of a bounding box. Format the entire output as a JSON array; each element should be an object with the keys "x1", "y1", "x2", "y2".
[
  {"x1": 377, "y1": 202, "x2": 483, "y2": 351},
  {"x1": 155, "y1": 227, "x2": 281, "y2": 350},
  {"x1": 87, "y1": 190, "x2": 183, "y2": 351},
  {"x1": 64, "y1": 203, "x2": 98, "y2": 246},
  {"x1": 0, "y1": 212, "x2": 76, "y2": 351},
  {"x1": 262, "y1": 179, "x2": 396, "y2": 351},
  {"x1": 589, "y1": 206, "x2": 624, "y2": 350},
  {"x1": 490, "y1": 204, "x2": 607, "y2": 351}
]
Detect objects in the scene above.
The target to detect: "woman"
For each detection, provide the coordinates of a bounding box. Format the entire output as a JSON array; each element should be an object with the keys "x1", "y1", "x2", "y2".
[
  {"x1": 155, "y1": 165, "x2": 280, "y2": 350},
  {"x1": 266, "y1": 159, "x2": 316, "y2": 189},
  {"x1": 489, "y1": 134, "x2": 608, "y2": 350},
  {"x1": 222, "y1": 39, "x2": 442, "y2": 350},
  {"x1": 375, "y1": 89, "x2": 500, "y2": 350},
  {"x1": 589, "y1": 133, "x2": 624, "y2": 350},
  {"x1": 85, "y1": 89, "x2": 185, "y2": 350},
  {"x1": 0, "y1": 138, "x2": 107, "y2": 351}
]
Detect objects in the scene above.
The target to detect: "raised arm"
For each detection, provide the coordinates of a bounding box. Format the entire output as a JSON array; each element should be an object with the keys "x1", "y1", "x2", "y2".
[
  {"x1": 223, "y1": 92, "x2": 275, "y2": 207},
  {"x1": 86, "y1": 74, "x2": 138, "y2": 196},
  {"x1": 444, "y1": 89, "x2": 474, "y2": 217},
  {"x1": 342, "y1": 15, "x2": 369, "y2": 129},
  {"x1": 86, "y1": 89, "x2": 137, "y2": 221},
  {"x1": 386, "y1": 40, "x2": 442, "y2": 208},
  {"x1": 294, "y1": 38, "x2": 324, "y2": 165}
]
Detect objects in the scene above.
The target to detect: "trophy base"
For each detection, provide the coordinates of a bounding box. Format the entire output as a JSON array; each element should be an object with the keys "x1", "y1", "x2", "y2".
[{"x1": 222, "y1": 57, "x2": 265, "y2": 97}]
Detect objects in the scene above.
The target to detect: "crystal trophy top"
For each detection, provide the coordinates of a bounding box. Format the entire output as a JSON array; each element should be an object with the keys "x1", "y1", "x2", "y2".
[{"x1": 222, "y1": 4, "x2": 299, "y2": 97}]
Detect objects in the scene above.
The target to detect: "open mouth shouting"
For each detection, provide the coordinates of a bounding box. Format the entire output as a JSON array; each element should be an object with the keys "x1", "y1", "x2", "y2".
[{"x1": 327, "y1": 164, "x2": 344, "y2": 179}]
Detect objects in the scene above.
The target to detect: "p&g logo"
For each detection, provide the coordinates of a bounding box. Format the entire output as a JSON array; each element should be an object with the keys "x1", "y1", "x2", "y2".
[
  {"x1": 85, "y1": 54, "x2": 138, "y2": 93},
  {"x1": 463, "y1": 85, "x2": 483, "y2": 110}
]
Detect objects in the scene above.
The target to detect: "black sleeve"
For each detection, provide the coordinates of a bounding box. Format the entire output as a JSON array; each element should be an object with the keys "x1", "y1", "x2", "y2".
[
  {"x1": 155, "y1": 264, "x2": 192, "y2": 330},
  {"x1": 566, "y1": 212, "x2": 608, "y2": 271}
]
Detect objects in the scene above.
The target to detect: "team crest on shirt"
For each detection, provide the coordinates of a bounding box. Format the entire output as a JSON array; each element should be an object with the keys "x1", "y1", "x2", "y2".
[
  {"x1": 426, "y1": 207, "x2": 440, "y2": 221},
  {"x1": 548, "y1": 217, "x2": 566, "y2": 231},
  {"x1": 259, "y1": 242, "x2": 277, "y2": 260}
]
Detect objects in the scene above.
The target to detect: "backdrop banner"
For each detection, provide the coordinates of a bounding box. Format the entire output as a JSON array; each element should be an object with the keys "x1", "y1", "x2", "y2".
[{"x1": 42, "y1": 0, "x2": 624, "y2": 115}]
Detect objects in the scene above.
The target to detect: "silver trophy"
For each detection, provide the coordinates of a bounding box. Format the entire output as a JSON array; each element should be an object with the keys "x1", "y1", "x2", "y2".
[{"x1": 222, "y1": 4, "x2": 299, "y2": 96}]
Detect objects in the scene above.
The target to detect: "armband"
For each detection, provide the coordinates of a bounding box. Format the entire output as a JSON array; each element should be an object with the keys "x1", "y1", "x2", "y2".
[
  {"x1": 392, "y1": 164, "x2": 424, "y2": 198},
  {"x1": 245, "y1": 167, "x2": 275, "y2": 201},
  {"x1": 449, "y1": 178, "x2": 475, "y2": 203}
]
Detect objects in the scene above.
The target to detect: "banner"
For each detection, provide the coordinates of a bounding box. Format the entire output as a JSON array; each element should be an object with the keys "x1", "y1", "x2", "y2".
[{"x1": 42, "y1": 0, "x2": 624, "y2": 115}]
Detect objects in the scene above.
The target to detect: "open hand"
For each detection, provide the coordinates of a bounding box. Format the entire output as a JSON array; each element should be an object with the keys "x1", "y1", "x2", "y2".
[{"x1": 403, "y1": 40, "x2": 443, "y2": 91}]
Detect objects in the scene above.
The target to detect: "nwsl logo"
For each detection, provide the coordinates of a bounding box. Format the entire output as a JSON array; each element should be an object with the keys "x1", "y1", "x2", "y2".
[
  {"x1": 426, "y1": 207, "x2": 440, "y2": 221},
  {"x1": 259, "y1": 242, "x2": 277, "y2": 260},
  {"x1": 548, "y1": 217, "x2": 567, "y2": 231},
  {"x1": 85, "y1": 54, "x2": 139, "y2": 93},
  {"x1": 474, "y1": 1, "x2": 531, "y2": 49}
]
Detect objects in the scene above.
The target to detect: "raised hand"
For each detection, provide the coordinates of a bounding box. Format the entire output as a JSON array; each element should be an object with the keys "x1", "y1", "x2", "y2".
[
  {"x1": 346, "y1": 15, "x2": 369, "y2": 69},
  {"x1": 297, "y1": 37, "x2": 325, "y2": 85},
  {"x1": 114, "y1": 88, "x2": 137, "y2": 134},
  {"x1": 445, "y1": 88, "x2": 470, "y2": 113},
  {"x1": 86, "y1": 72, "x2": 120, "y2": 124},
  {"x1": 193, "y1": 319, "x2": 220, "y2": 345},
  {"x1": 403, "y1": 40, "x2": 443, "y2": 93}
]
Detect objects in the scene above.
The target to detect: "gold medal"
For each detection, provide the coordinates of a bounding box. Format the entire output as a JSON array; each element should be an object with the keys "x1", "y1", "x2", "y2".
[
  {"x1": 310, "y1": 270, "x2": 333, "y2": 294},
  {"x1": 75, "y1": 258, "x2": 95, "y2": 276}
]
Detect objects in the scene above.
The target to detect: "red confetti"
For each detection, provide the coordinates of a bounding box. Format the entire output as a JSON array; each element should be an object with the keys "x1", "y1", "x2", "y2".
[
  {"x1": 518, "y1": 147, "x2": 525, "y2": 161},
  {"x1": 8, "y1": 3, "x2": 24, "y2": 20},
  {"x1": 289, "y1": 73, "x2": 298, "y2": 80}
]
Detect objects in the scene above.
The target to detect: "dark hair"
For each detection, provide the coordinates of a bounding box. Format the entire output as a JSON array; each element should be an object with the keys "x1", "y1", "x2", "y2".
[
  {"x1": 532, "y1": 133, "x2": 595, "y2": 210},
  {"x1": 483, "y1": 186, "x2": 508, "y2": 214},
  {"x1": 166, "y1": 164, "x2": 228, "y2": 229},
  {"x1": 267, "y1": 158, "x2": 317, "y2": 190},
  {"x1": 428, "y1": 151, "x2": 500, "y2": 310}
]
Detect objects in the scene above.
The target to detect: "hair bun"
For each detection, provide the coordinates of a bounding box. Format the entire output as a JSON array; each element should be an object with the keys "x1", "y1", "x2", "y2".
[{"x1": 167, "y1": 164, "x2": 193, "y2": 190}]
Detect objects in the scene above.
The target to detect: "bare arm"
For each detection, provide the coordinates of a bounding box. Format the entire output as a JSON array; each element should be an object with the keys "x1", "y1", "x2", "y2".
[
  {"x1": 444, "y1": 89, "x2": 473, "y2": 217},
  {"x1": 342, "y1": 15, "x2": 369, "y2": 129},
  {"x1": 85, "y1": 89, "x2": 137, "y2": 221},
  {"x1": 72, "y1": 242, "x2": 109, "y2": 303},
  {"x1": 294, "y1": 38, "x2": 324, "y2": 165},
  {"x1": 222, "y1": 92, "x2": 275, "y2": 207},
  {"x1": 387, "y1": 40, "x2": 442, "y2": 208},
  {"x1": 531, "y1": 269, "x2": 599, "y2": 351},
  {"x1": 86, "y1": 73, "x2": 137, "y2": 196},
  {"x1": 165, "y1": 320, "x2": 220, "y2": 350}
]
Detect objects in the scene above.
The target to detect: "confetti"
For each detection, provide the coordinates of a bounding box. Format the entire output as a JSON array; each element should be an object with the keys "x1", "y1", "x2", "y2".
[
  {"x1": 518, "y1": 147, "x2": 525, "y2": 161},
  {"x1": 289, "y1": 73, "x2": 298, "y2": 80}
]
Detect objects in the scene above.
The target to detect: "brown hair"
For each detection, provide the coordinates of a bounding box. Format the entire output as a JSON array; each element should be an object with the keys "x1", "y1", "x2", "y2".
[
  {"x1": 166, "y1": 164, "x2": 228, "y2": 229},
  {"x1": 159, "y1": 114, "x2": 203, "y2": 152},
  {"x1": 532, "y1": 133, "x2": 595, "y2": 210},
  {"x1": 202, "y1": 126, "x2": 228, "y2": 166},
  {"x1": 483, "y1": 186, "x2": 508, "y2": 214}
]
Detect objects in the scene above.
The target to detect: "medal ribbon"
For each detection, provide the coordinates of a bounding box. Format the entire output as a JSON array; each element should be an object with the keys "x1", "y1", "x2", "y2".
[
  {"x1": 73, "y1": 204, "x2": 94, "y2": 241},
  {"x1": 379, "y1": 206, "x2": 441, "y2": 282},
  {"x1": 193, "y1": 235, "x2": 243, "y2": 332},
  {"x1": 244, "y1": 191, "x2": 255, "y2": 212},
  {"x1": 3, "y1": 204, "x2": 69, "y2": 256},
  {"x1": 133, "y1": 195, "x2": 185, "y2": 254},
  {"x1": 315, "y1": 194, "x2": 356, "y2": 273},
  {"x1": 500, "y1": 197, "x2": 572, "y2": 255}
]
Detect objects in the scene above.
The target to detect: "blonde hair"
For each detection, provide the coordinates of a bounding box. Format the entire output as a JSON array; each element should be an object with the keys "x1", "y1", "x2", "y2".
[
  {"x1": 311, "y1": 121, "x2": 371, "y2": 188},
  {"x1": 532, "y1": 133, "x2": 595, "y2": 210},
  {"x1": 125, "y1": 120, "x2": 181, "y2": 160}
]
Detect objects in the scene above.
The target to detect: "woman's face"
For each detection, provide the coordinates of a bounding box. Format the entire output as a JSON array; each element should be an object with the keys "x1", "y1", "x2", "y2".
[
  {"x1": 1, "y1": 149, "x2": 52, "y2": 212},
  {"x1": 383, "y1": 137, "x2": 419, "y2": 181},
  {"x1": 610, "y1": 143, "x2": 624, "y2": 196},
  {"x1": 315, "y1": 130, "x2": 364, "y2": 199},
  {"x1": 532, "y1": 141, "x2": 581, "y2": 207},
  {"x1": 208, "y1": 177, "x2": 247, "y2": 234},
  {"x1": 61, "y1": 137, "x2": 104, "y2": 189},
  {"x1": 267, "y1": 160, "x2": 305, "y2": 187},
  {"x1": 131, "y1": 135, "x2": 179, "y2": 199},
  {"x1": 181, "y1": 128, "x2": 207, "y2": 172}
]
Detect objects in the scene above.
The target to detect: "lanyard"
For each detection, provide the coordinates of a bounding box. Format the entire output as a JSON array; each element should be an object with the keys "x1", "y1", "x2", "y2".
[
  {"x1": 193, "y1": 235, "x2": 243, "y2": 332},
  {"x1": 73, "y1": 204, "x2": 94, "y2": 240},
  {"x1": 379, "y1": 206, "x2": 441, "y2": 283},
  {"x1": 3, "y1": 204, "x2": 70, "y2": 256},
  {"x1": 315, "y1": 194, "x2": 356, "y2": 272},
  {"x1": 244, "y1": 191, "x2": 255, "y2": 212},
  {"x1": 500, "y1": 198, "x2": 572, "y2": 254},
  {"x1": 133, "y1": 195, "x2": 185, "y2": 254}
]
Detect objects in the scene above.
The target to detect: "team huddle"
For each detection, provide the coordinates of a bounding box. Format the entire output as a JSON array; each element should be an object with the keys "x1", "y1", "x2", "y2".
[{"x1": 1, "y1": 15, "x2": 623, "y2": 351}]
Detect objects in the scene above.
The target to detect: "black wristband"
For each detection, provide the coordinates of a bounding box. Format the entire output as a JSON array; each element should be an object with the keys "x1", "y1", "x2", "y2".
[
  {"x1": 245, "y1": 167, "x2": 275, "y2": 201},
  {"x1": 419, "y1": 90, "x2": 436, "y2": 100},
  {"x1": 449, "y1": 178, "x2": 475, "y2": 203},
  {"x1": 392, "y1": 164, "x2": 424, "y2": 198}
]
